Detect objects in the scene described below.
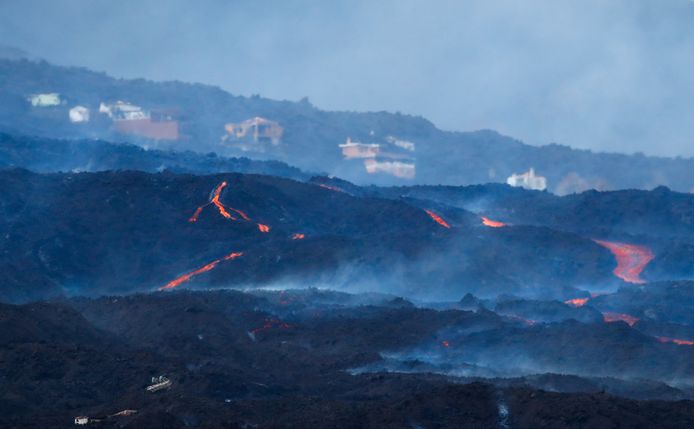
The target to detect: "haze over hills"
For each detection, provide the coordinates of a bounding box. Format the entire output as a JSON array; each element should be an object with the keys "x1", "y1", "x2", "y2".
[
  {"x1": 2, "y1": 45, "x2": 694, "y2": 428},
  {"x1": 3, "y1": 58, "x2": 694, "y2": 193},
  {"x1": 0, "y1": 132, "x2": 309, "y2": 180}
]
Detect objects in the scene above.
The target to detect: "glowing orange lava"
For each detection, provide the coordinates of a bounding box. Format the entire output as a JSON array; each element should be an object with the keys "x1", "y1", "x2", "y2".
[
  {"x1": 657, "y1": 336, "x2": 694, "y2": 346},
  {"x1": 159, "y1": 251, "x2": 243, "y2": 290},
  {"x1": 224, "y1": 252, "x2": 244, "y2": 260},
  {"x1": 292, "y1": 233, "x2": 305, "y2": 240},
  {"x1": 211, "y1": 182, "x2": 235, "y2": 219},
  {"x1": 602, "y1": 312, "x2": 639, "y2": 326},
  {"x1": 424, "y1": 209, "x2": 450, "y2": 229},
  {"x1": 228, "y1": 207, "x2": 250, "y2": 221},
  {"x1": 188, "y1": 207, "x2": 203, "y2": 223},
  {"x1": 188, "y1": 181, "x2": 271, "y2": 233},
  {"x1": 593, "y1": 239, "x2": 654, "y2": 284},
  {"x1": 564, "y1": 298, "x2": 589, "y2": 307},
  {"x1": 481, "y1": 216, "x2": 506, "y2": 228},
  {"x1": 189, "y1": 182, "x2": 236, "y2": 221},
  {"x1": 160, "y1": 260, "x2": 220, "y2": 290},
  {"x1": 169, "y1": 180, "x2": 273, "y2": 291}
]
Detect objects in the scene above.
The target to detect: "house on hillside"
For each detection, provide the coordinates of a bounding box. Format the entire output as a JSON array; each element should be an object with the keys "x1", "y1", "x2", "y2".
[
  {"x1": 28, "y1": 93, "x2": 62, "y2": 107},
  {"x1": 222, "y1": 117, "x2": 284, "y2": 151},
  {"x1": 338, "y1": 136, "x2": 416, "y2": 179},
  {"x1": 339, "y1": 138, "x2": 381, "y2": 158},
  {"x1": 69, "y1": 106, "x2": 90, "y2": 123},
  {"x1": 99, "y1": 101, "x2": 147, "y2": 121},
  {"x1": 506, "y1": 168, "x2": 547, "y2": 191},
  {"x1": 99, "y1": 101, "x2": 179, "y2": 140},
  {"x1": 146, "y1": 375, "x2": 172, "y2": 392},
  {"x1": 385, "y1": 135, "x2": 415, "y2": 152}
]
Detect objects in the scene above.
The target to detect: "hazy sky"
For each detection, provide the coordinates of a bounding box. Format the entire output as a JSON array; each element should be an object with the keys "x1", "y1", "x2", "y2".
[{"x1": 2, "y1": 0, "x2": 694, "y2": 157}]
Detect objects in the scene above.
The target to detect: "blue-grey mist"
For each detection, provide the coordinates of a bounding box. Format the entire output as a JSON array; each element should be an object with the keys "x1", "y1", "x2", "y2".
[{"x1": 2, "y1": 0, "x2": 694, "y2": 156}]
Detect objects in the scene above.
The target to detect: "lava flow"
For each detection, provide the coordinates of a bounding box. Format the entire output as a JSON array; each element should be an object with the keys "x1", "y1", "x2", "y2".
[
  {"x1": 189, "y1": 182, "x2": 236, "y2": 221},
  {"x1": 424, "y1": 209, "x2": 450, "y2": 229},
  {"x1": 657, "y1": 336, "x2": 694, "y2": 346},
  {"x1": 564, "y1": 298, "x2": 589, "y2": 307},
  {"x1": 211, "y1": 182, "x2": 234, "y2": 219},
  {"x1": 159, "y1": 251, "x2": 243, "y2": 290},
  {"x1": 593, "y1": 239, "x2": 654, "y2": 284},
  {"x1": 224, "y1": 252, "x2": 243, "y2": 260},
  {"x1": 602, "y1": 312, "x2": 639, "y2": 326},
  {"x1": 188, "y1": 207, "x2": 203, "y2": 223},
  {"x1": 481, "y1": 216, "x2": 506, "y2": 228},
  {"x1": 188, "y1": 181, "x2": 270, "y2": 232}
]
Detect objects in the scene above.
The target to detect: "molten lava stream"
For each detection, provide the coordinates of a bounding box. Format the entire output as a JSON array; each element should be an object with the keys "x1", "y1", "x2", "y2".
[
  {"x1": 424, "y1": 209, "x2": 450, "y2": 229},
  {"x1": 210, "y1": 182, "x2": 236, "y2": 219},
  {"x1": 224, "y1": 252, "x2": 243, "y2": 260},
  {"x1": 188, "y1": 207, "x2": 203, "y2": 223},
  {"x1": 602, "y1": 312, "x2": 639, "y2": 327},
  {"x1": 564, "y1": 298, "x2": 589, "y2": 307},
  {"x1": 657, "y1": 336, "x2": 694, "y2": 346},
  {"x1": 229, "y1": 207, "x2": 251, "y2": 221},
  {"x1": 189, "y1": 181, "x2": 236, "y2": 221},
  {"x1": 593, "y1": 239, "x2": 654, "y2": 284},
  {"x1": 159, "y1": 251, "x2": 243, "y2": 290},
  {"x1": 481, "y1": 216, "x2": 506, "y2": 228},
  {"x1": 188, "y1": 181, "x2": 272, "y2": 233}
]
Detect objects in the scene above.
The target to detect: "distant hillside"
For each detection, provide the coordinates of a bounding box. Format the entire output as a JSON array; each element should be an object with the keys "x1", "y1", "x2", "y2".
[
  {"x1": 2, "y1": 58, "x2": 694, "y2": 192},
  {"x1": 0, "y1": 132, "x2": 308, "y2": 179}
]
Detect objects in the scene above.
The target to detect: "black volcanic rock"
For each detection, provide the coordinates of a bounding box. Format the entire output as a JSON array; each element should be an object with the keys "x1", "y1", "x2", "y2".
[
  {"x1": 376, "y1": 183, "x2": 694, "y2": 284},
  {"x1": 379, "y1": 183, "x2": 694, "y2": 241},
  {"x1": 0, "y1": 169, "x2": 616, "y2": 303},
  {"x1": 590, "y1": 281, "x2": 694, "y2": 326},
  {"x1": 454, "y1": 320, "x2": 694, "y2": 381},
  {"x1": 507, "y1": 387, "x2": 694, "y2": 429},
  {"x1": 494, "y1": 298, "x2": 603, "y2": 324},
  {"x1": 2, "y1": 290, "x2": 693, "y2": 428},
  {"x1": 0, "y1": 132, "x2": 309, "y2": 179}
]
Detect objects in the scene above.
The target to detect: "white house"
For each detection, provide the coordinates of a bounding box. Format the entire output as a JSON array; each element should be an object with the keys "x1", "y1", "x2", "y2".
[
  {"x1": 506, "y1": 168, "x2": 547, "y2": 191},
  {"x1": 28, "y1": 93, "x2": 61, "y2": 107},
  {"x1": 385, "y1": 135, "x2": 415, "y2": 151},
  {"x1": 69, "y1": 106, "x2": 90, "y2": 123},
  {"x1": 99, "y1": 101, "x2": 148, "y2": 121}
]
